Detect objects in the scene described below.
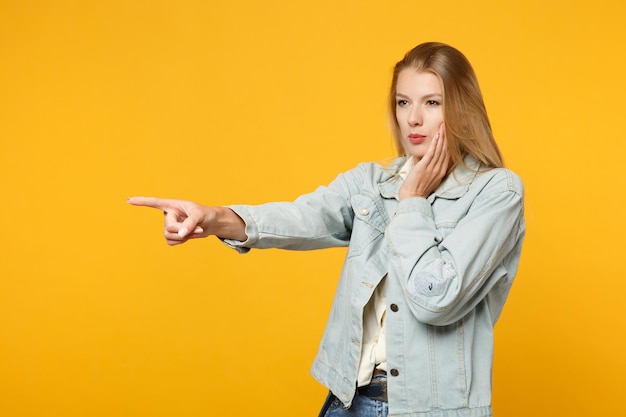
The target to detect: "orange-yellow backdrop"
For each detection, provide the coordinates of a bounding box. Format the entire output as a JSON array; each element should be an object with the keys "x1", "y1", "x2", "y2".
[{"x1": 1, "y1": 1, "x2": 625, "y2": 416}]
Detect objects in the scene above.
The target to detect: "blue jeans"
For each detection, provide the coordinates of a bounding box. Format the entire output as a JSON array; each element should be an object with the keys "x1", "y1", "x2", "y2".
[{"x1": 318, "y1": 391, "x2": 388, "y2": 417}]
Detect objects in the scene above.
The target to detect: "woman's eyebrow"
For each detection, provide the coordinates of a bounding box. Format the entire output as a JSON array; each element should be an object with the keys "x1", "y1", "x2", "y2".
[{"x1": 395, "y1": 92, "x2": 443, "y2": 99}]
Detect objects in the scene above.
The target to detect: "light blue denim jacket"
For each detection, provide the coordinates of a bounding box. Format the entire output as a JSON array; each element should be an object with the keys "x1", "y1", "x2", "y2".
[{"x1": 224, "y1": 155, "x2": 525, "y2": 417}]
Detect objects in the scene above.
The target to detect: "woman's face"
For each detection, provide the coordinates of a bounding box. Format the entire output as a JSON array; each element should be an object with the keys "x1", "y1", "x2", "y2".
[{"x1": 395, "y1": 69, "x2": 444, "y2": 160}]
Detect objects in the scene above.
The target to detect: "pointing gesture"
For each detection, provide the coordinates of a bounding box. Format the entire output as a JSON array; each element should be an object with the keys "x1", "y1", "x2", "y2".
[{"x1": 128, "y1": 197, "x2": 247, "y2": 245}]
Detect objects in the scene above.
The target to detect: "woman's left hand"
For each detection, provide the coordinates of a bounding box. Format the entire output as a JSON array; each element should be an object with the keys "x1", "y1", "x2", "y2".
[{"x1": 399, "y1": 123, "x2": 449, "y2": 200}]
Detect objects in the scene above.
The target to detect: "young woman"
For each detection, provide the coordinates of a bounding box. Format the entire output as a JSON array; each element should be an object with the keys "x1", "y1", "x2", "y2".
[{"x1": 129, "y1": 42, "x2": 525, "y2": 417}]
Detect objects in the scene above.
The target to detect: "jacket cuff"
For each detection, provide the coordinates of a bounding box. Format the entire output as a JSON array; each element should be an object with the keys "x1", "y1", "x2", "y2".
[{"x1": 394, "y1": 196, "x2": 434, "y2": 219}]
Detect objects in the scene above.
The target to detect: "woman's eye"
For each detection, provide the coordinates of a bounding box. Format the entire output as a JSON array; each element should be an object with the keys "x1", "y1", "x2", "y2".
[
  {"x1": 426, "y1": 100, "x2": 440, "y2": 106},
  {"x1": 396, "y1": 99, "x2": 409, "y2": 106}
]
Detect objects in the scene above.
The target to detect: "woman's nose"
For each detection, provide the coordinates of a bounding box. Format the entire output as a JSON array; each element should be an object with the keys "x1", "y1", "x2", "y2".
[{"x1": 408, "y1": 107, "x2": 422, "y2": 126}]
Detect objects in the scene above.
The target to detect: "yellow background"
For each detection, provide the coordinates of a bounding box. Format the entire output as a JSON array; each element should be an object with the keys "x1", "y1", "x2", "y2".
[{"x1": 1, "y1": 1, "x2": 624, "y2": 416}]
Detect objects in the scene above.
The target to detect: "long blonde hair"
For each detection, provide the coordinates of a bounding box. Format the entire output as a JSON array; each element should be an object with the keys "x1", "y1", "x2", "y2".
[{"x1": 388, "y1": 42, "x2": 504, "y2": 169}]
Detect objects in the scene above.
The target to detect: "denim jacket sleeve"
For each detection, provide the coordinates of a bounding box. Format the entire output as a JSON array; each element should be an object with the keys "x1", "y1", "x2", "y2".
[
  {"x1": 385, "y1": 167, "x2": 525, "y2": 326},
  {"x1": 221, "y1": 164, "x2": 376, "y2": 252}
]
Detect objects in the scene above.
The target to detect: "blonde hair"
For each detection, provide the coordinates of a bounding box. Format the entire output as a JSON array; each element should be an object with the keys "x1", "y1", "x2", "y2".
[{"x1": 388, "y1": 42, "x2": 504, "y2": 169}]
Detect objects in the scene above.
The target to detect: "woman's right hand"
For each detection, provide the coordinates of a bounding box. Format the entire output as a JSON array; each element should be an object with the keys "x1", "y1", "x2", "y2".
[{"x1": 127, "y1": 197, "x2": 246, "y2": 245}]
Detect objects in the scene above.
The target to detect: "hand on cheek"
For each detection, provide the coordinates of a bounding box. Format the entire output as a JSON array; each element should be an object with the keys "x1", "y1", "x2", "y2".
[{"x1": 399, "y1": 123, "x2": 448, "y2": 200}]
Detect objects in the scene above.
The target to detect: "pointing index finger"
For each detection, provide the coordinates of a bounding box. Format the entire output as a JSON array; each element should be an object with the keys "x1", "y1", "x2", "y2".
[{"x1": 127, "y1": 196, "x2": 170, "y2": 210}]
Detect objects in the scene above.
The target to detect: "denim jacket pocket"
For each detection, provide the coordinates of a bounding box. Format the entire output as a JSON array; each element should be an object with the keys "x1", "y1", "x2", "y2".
[{"x1": 347, "y1": 194, "x2": 387, "y2": 258}]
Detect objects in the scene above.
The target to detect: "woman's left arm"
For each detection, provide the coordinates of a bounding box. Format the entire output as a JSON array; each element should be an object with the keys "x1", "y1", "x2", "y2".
[{"x1": 385, "y1": 169, "x2": 526, "y2": 326}]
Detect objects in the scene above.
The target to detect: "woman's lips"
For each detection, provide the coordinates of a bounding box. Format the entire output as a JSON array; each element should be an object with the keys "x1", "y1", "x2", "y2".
[{"x1": 408, "y1": 134, "x2": 427, "y2": 144}]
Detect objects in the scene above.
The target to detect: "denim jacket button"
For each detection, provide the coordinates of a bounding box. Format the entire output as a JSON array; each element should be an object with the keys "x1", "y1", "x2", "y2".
[
  {"x1": 390, "y1": 369, "x2": 399, "y2": 377},
  {"x1": 359, "y1": 207, "x2": 369, "y2": 216},
  {"x1": 390, "y1": 303, "x2": 399, "y2": 312}
]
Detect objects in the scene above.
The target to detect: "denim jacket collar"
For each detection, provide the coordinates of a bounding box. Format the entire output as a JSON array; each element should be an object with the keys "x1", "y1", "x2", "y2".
[{"x1": 378, "y1": 155, "x2": 483, "y2": 201}]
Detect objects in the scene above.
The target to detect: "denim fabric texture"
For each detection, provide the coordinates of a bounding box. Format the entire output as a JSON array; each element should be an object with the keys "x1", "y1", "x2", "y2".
[
  {"x1": 224, "y1": 155, "x2": 525, "y2": 417},
  {"x1": 320, "y1": 392, "x2": 389, "y2": 417}
]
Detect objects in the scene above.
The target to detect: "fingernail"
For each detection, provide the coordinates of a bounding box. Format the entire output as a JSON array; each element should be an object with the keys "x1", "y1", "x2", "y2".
[{"x1": 178, "y1": 227, "x2": 188, "y2": 238}]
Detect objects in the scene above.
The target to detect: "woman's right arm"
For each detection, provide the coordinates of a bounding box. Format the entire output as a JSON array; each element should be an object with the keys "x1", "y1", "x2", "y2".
[{"x1": 127, "y1": 197, "x2": 247, "y2": 245}]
